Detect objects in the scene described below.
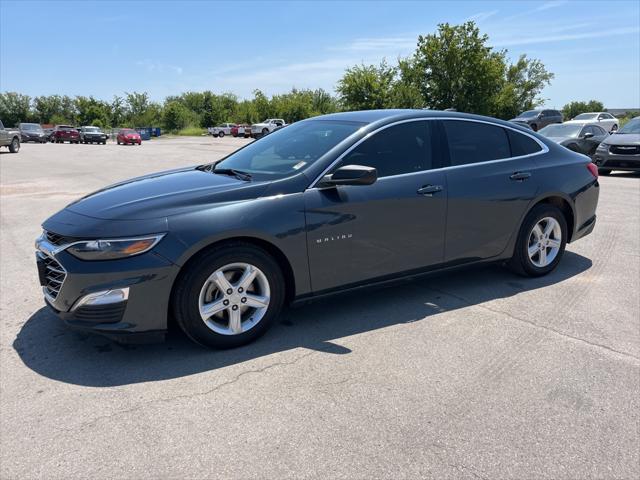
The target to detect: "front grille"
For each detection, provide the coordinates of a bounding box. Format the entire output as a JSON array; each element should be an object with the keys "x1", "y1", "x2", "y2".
[
  {"x1": 38, "y1": 252, "x2": 67, "y2": 300},
  {"x1": 45, "y1": 230, "x2": 80, "y2": 246},
  {"x1": 610, "y1": 145, "x2": 640, "y2": 155}
]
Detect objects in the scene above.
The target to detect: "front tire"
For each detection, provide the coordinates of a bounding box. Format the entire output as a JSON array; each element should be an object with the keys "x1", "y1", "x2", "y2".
[
  {"x1": 611, "y1": 124, "x2": 618, "y2": 132},
  {"x1": 9, "y1": 137, "x2": 20, "y2": 153},
  {"x1": 510, "y1": 204, "x2": 567, "y2": 277},
  {"x1": 218, "y1": 131, "x2": 225, "y2": 138},
  {"x1": 172, "y1": 243, "x2": 285, "y2": 349}
]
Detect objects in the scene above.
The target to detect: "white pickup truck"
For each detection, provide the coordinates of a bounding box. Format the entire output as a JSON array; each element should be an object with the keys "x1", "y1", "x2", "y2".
[{"x1": 251, "y1": 119, "x2": 286, "y2": 137}]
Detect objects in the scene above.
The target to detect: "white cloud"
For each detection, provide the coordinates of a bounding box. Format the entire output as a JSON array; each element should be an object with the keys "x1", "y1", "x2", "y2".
[
  {"x1": 492, "y1": 26, "x2": 640, "y2": 47},
  {"x1": 136, "y1": 59, "x2": 183, "y2": 75},
  {"x1": 465, "y1": 9, "x2": 499, "y2": 23}
]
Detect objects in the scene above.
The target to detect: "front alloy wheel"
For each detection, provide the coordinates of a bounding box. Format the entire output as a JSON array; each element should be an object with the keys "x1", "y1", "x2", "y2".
[
  {"x1": 173, "y1": 243, "x2": 285, "y2": 348},
  {"x1": 198, "y1": 263, "x2": 270, "y2": 335}
]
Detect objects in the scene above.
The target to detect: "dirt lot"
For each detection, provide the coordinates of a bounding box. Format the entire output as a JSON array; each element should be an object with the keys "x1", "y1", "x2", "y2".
[{"x1": 1, "y1": 137, "x2": 639, "y2": 479}]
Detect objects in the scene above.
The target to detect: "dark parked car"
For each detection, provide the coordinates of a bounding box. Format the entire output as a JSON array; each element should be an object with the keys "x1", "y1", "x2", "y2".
[
  {"x1": 116, "y1": 128, "x2": 142, "y2": 145},
  {"x1": 538, "y1": 122, "x2": 609, "y2": 157},
  {"x1": 35, "y1": 110, "x2": 599, "y2": 348},
  {"x1": 593, "y1": 117, "x2": 640, "y2": 175},
  {"x1": 510, "y1": 109, "x2": 563, "y2": 131},
  {"x1": 79, "y1": 126, "x2": 108, "y2": 144},
  {"x1": 52, "y1": 125, "x2": 80, "y2": 144},
  {"x1": 19, "y1": 123, "x2": 48, "y2": 143}
]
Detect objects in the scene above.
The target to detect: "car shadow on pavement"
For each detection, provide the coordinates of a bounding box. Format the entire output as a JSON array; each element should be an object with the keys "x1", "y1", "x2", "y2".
[{"x1": 14, "y1": 251, "x2": 592, "y2": 387}]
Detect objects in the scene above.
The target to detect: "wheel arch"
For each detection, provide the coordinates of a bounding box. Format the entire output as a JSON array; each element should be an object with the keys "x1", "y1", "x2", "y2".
[
  {"x1": 527, "y1": 194, "x2": 576, "y2": 242},
  {"x1": 169, "y1": 235, "x2": 297, "y2": 311}
]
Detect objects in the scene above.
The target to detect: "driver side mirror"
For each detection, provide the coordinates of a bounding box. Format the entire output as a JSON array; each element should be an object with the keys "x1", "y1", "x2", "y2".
[
  {"x1": 318, "y1": 165, "x2": 377, "y2": 187},
  {"x1": 583, "y1": 132, "x2": 594, "y2": 139}
]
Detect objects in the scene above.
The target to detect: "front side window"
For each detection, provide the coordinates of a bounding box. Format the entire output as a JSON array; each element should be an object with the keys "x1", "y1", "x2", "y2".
[
  {"x1": 213, "y1": 120, "x2": 363, "y2": 180},
  {"x1": 443, "y1": 120, "x2": 510, "y2": 166},
  {"x1": 339, "y1": 121, "x2": 433, "y2": 177}
]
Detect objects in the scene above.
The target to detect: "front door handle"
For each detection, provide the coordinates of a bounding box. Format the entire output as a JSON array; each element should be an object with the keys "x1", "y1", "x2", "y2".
[
  {"x1": 417, "y1": 185, "x2": 443, "y2": 196},
  {"x1": 510, "y1": 172, "x2": 531, "y2": 181}
]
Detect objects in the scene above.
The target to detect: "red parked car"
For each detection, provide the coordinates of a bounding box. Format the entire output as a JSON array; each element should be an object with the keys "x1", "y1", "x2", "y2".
[
  {"x1": 117, "y1": 129, "x2": 142, "y2": 145},
  {"x1": 52, "y1": 125, "x2": 80, "y2": 144},
  {"x1": 230, "y1": 124, "x2": 251, "y2": 138}
]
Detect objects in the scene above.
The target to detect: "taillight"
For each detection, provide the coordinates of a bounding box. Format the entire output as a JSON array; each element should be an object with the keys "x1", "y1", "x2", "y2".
[{"x1": 586, "y1": 163, "x2": 598, "y2": 179}]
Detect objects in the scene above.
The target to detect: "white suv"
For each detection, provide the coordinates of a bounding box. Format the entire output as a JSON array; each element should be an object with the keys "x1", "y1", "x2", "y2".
[{"x1": 251, "y1": 119, "x2": 286, "y2": 137}]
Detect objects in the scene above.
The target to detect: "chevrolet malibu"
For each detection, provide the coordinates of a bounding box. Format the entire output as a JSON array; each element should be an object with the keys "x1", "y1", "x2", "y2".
[{"x1": 36, "y1": 110, "x2": 599, "y2": 348}]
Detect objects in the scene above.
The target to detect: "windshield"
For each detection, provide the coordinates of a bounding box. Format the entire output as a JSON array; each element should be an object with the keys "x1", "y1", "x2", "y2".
[
  {"x1": 518, "y1": 110, "x2": 539, "y2": 118},
  {"x1": 121, "y1": 129, "x2": 136, "y2": 134},
  {"x1": 539, "y1": 124, "x2": 582, "y2": 138},
  {"x1": 212, "y1": 120, "x2": 364, "y2": 180},
  {"x1": 617, "y1": 118, "x2": 640, "y2": 134},
  {"x1": 84, "y1": 127, "x2": 100, "y2": 132},
  {"x1": 574, "y1": 113, "x2": 598, "y2": 120},
  {"x1": 21, "y1": 123, "x2": 43, "y2": 131}
]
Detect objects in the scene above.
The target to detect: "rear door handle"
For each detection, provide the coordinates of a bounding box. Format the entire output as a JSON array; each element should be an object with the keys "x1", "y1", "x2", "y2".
[
  {"x1": 417, "y1": 185, "x2": 443, "y2": 196},
  {"x1": 510, "y1": 172, "x2": 531, "y2": 181}
]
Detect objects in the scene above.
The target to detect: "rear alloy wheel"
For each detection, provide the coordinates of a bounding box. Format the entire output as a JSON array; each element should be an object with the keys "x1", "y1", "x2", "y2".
[
  {"x1": 173, "y1": 244, "x2": 285, "y2": 348},
  {"x1": 9, "y1": 137, "x2": 20, "y2": 153},
  {"x1": 510, "y1": 204, "x2": 567, "y2": 277}
]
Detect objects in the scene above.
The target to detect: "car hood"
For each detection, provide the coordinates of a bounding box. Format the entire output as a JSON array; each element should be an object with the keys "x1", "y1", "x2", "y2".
[
  {"x1": 603, "y1": 133, "x2": 640, "y2": 145},
  {"x1": 84, "y1": 131, "x2": 104, "y2": 135},
  {"x1": 65, "y1": 167, "x2": 270, "y2": 220},
  {"x1": 252, "y1": 123, "x2": 268, "y2": 127}
]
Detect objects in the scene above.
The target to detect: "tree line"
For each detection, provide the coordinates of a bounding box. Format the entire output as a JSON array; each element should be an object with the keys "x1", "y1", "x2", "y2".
[{"x1": 0, "y1": 22, "x2": 624, "y2": 133}]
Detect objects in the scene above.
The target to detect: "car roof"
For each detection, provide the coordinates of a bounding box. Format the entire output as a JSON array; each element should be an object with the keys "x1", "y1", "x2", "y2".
[{"x1": 308, "y1": 109, "x2": 534, "y2": 132}]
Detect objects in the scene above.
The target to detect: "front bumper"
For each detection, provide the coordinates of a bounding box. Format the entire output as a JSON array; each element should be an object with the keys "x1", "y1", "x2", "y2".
[
  {"x1": 83, "y1": 135, "x2": 107, "y2": 142},
  {"x1": 593, "y1": 148, "x2": 640, "y2": 172},
  {"x1": 36, "y1": 235, "x2": 180, "y2": 342},
  {"x1": 22, "y1": 134, "x2": 47, "y2": 142},
  {"x1": 121, "y1": 138, "x2": 141, "y2": 144}
]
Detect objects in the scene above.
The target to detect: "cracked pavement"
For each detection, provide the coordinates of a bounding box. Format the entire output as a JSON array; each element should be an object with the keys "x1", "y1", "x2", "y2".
[{"x1": 1, "y1": 138, "x2": 639, "y2": 479}]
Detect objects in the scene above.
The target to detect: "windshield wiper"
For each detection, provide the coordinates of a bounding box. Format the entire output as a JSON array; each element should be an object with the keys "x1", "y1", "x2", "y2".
[{"x1": 212, "y1": 168, "x2": 252, "y2": 181}]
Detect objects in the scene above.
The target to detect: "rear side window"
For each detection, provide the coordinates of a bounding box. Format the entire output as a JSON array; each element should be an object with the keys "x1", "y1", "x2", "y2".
[
  {"x1": 507, "y1": 129, "x2": 543, "y2": 156},
  {"x1": 341, "y1": 121, "x2": 433, "y2": 177},
  {"x1": 443, "y1": 120, "x2": 510, "y2": 166}
]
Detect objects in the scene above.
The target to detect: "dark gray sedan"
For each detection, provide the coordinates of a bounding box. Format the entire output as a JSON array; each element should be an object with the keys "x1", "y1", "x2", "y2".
[
  {"x1": 538, "y1": 122, "x2": 609, "y2": 157},
  {"x1": 35, "y1": 110, "x2": 599, "y2": 348}
]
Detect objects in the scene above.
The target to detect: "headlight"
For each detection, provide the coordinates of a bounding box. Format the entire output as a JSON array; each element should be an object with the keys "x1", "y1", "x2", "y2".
[
  {"x1": 597, "y1": 143, "x2": 609, "y2": 151},
  {"x1": 66, "y1": 234, "x2": 165, "y2": 260}
]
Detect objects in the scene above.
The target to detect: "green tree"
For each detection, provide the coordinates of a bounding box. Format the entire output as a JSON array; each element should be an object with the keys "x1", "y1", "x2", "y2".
[
  {"x1": 163, "y1": 101, "x2": 190, "y2": 131},
  {"x1": 110, "y1": 95, "x2": 126, "y2": 127},
  {"x1": 33, "y1": 95, "x2": 64, "y2": 123},
  {"x1": 0, "y1": 92, "x2": 32, "y2": 126},
  {"x1": 336, "y1": 61, "x2": 396, "y2": 111},
  {"x1": 493, "y1": 55, "x2": 554, "y2": 119},
  {"x1": 562, "y1": 100, "x2": 605, "y2": 120},
  {"x1": 410, "y1": 22, "x2": 506, "y2": 115}
]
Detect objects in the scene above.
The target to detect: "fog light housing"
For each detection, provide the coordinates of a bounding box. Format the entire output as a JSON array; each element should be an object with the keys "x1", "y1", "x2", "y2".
[{"x1": 72, "y1": 288, "x2": 129, "y2": 311}]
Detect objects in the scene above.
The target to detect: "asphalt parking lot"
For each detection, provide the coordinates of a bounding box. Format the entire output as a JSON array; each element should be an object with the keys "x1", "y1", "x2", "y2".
[{"x1": 1, "y1": 137, "x2": 639, "y2": 479}]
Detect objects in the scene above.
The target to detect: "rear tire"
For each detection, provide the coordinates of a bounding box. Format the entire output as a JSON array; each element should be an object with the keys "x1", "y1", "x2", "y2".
[
  {"x1": 9, "y1": 137, "x2": 20, "y2": 153},
  {"x1": 218, "y1": 131, "x2": 225, "y2": 138},
  {"x1": 172, "y1": 243, "x2": 285, "y2": 349},
  {"x1": 509, "y1": 204, "x2": 567, "y2": 277}
]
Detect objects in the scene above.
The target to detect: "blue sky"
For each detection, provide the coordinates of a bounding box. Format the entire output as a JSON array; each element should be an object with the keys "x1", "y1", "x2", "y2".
[{"x1": 1, "y1": 0, "x2": 639, "y2": 108}]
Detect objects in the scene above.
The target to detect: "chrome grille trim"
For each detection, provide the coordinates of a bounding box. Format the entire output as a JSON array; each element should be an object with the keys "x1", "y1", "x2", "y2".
[{"x1": 37, "y1": 250, "x2": 67, "y2": 302}]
